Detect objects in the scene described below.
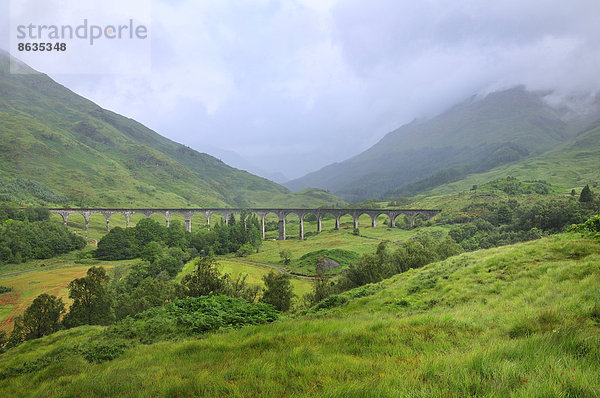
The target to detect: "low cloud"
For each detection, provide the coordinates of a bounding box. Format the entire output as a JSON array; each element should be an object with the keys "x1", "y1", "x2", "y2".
[{"x1": 5, "y1": 0, "x2": 600, "y2": 178}]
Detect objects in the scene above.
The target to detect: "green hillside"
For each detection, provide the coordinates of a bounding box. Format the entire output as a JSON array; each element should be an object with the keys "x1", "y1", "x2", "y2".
[
  {"x1": 0, "y1": 51, "x2": 344, "y2": 208},
  {"x1": 421, "y1": 120, "x2": 600, "y2": 197},
  {"x1": 286, "y1": 87, "x2": 594, "y2": 201},
  {"x1": 0, "y1": 234, "x2": 598, "y2": 396}
]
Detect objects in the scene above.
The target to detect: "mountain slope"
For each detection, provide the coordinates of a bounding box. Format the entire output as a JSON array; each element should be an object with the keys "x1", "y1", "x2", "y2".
[
  {"x1": 286, "y1": 87, "x2": 592, "y2": 201},
  {"x1": 0, "y1": 51, "x2": 343, "y2": 208},
  {"x1": 422, "y1": 118, "x2": 600, "y2": 196}
]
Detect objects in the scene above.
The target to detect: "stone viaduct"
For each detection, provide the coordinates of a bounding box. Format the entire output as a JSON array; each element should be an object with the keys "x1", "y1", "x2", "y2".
[{"x1": 49, "y1": 208, "x2": 442, "y2": 240}]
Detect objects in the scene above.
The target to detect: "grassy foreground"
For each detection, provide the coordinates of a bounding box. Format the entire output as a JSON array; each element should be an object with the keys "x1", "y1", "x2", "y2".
[{"x1": 1, "y1": 233, "x2": 599, "y2": 397}]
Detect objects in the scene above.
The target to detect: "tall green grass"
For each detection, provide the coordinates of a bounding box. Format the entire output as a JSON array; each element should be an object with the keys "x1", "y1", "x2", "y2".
[{"x1": 0, "y1": 233, "x2": 598, "y2": 396}]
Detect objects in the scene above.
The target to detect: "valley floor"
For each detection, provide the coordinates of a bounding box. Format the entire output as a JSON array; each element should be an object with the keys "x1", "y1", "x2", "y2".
[{"x1": 0, "y1": 233, "x2": 599, "y2": 397}]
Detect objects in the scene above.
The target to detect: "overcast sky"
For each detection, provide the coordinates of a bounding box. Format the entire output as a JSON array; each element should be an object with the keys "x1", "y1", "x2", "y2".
[{"x1": 2, "y1": 0, "x2": 600, "y2": 180}]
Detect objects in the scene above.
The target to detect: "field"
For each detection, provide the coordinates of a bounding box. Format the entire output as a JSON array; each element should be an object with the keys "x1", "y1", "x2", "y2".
[
  {"x1": 0, "y1": 244, "x2": 137, "y2": 332},
  {"x1": 0, "y1": 233, "x2": 598, "y2": 396},
  {"x1": 0, "y1": 264, "x2": 116, "y2": 331}
]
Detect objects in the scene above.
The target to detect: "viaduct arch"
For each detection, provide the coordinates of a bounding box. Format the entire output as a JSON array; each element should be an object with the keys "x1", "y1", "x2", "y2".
[{"x1": 49, "y1": 208, "x2": 442, "y2": 240}]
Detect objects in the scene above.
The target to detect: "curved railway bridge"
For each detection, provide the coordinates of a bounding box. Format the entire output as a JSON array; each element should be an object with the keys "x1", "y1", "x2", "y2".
[{"x1": 49, "y1": 208, "x2": 442, "y2": 240}]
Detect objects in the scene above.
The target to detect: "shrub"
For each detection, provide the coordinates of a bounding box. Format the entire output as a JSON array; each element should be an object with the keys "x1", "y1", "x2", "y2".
[
  {"x1": 225, "y1": 274, "x2": 261, "y2": 303},
  {"x1": 182, "y1": 255, "x2": 229, "y2": 297},
  {"x1": 303, "y1": 272, "x2": 333, "y2": 308},
  {"x1": 260, "y1": 272, "x2": 294, "y2": 312},
  {"x1": 106, "y1": 295, "x2": 279, "y2": 343},
  {"x1": 81, "y1": 341, "x2": 129, "y2": 363},
  {"x1": 0, "y1": 286, "x2": 12, "y2": 294},
  {"x1": 236, "y1": 242, "x2": 254, "y2": 257},
  {"x1": 279, "y1": 249, "x2": 292, "y2": 265},
  {"x1": 312, "y1": 295, "x2": 348, "y2": 311},
  {"x1": 571, "y1": 214, "x2": 600, "y2": 236}
]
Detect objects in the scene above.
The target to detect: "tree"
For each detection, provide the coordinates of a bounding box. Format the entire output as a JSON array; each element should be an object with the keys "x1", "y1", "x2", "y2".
[
  {"x1": 228, "y1": 213, "x2": 236, "y2": 227},
  {"x1": 236, "y1": 242, "x2": 254, "y2": 257},
  {"x1": 260, "y1": 271, "x2": 294, "y2": 312},
  {"x1": 140, "y1": 241, "x2": 163, "y2": 263},
  {"x1": 134, "y1": 218, "x2": 167, "y2": 248},
  {"x1": 6, "y1": 316, "x2": 26, "y2": 348},
  {"x1": 496, "y1": 203, "x2": 513, "y2": 225},
  {"x1": 225, "y1": 274, "x2": 261, "y2": 303},
  {"x1": 166, "y1": 220, "x2": 187, "y2": 248},
  {"x1": 247, "y1": 222, "x2": 262, "y2": 253},
  {"x1": 63, "y1": 266, "x2": 113, "y2": 327},
  {"x1": 303, "y1": 270, "x2": 332, "y2": 307},
  {"x1": 20, "y1": 294, "x2": 64, "y2": 340},
  {"x1": 155, "y1": 255, "x2": 184, "y2": 278},
  {"x1": 579, "y1": 184, "x2": 594, "y2": 203},
  {"x1": 182, "y1": 254, "x2": 228, "y2": 296},
  {"x1": 279, "y1": 249, "x2": 292, "y2": 265},
  {"x1": 95, "y1": 227, "x2": 137, "y2": 260}
]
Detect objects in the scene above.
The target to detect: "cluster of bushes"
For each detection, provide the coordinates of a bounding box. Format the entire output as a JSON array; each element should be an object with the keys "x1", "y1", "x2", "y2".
[
  {"x1": 337, "y1": 235, "x2": 462, "y2": 291},
  {"x1": 570, "y1": 214, "x2": 600, "y2": 238},
  {"x1": 180, "y1": 254, "x2": 294, "y2": 311},
  {"x1": 481, "y1": 176, "x2": 551, "y2": 195},
  {"x1": 0, "y1": 204, "x2": 50, "y2": 223},
  {"x1": 106, "y1": 295, "x2": 279, "y2": 344},
  {"x1": 95, "y1": 217, "x2": 188, "y2": 260},
  {"x1": 96, "y1": 211, "x2": 262, "y2": 261},
  {"x1": 0, "y1": 219, "x2": 86, "y2": 264},
  {"x1": 0, "y1": 204, "x2": 85, "y2": 265},
  {"x1": 448, "y1": 196, "x2": 596, "y2": 251},
  {"x1": 180, "y1": 255, "x2": 259, "y2": 302},
  {"x1": 448, "y1": 218, "x2": 542, "y2": 251},
  {"x1": 189, "y1": 211, "x2": 262, "y2": 256},
  {"x1": 298, "y1": 234, "x2": 461, "y2": 309}
]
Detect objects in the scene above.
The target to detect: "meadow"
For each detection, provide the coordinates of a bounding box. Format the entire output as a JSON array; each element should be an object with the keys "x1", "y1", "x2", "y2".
[{"x1": 0, "y1": 264, "x2": 115, "y2": 332}]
